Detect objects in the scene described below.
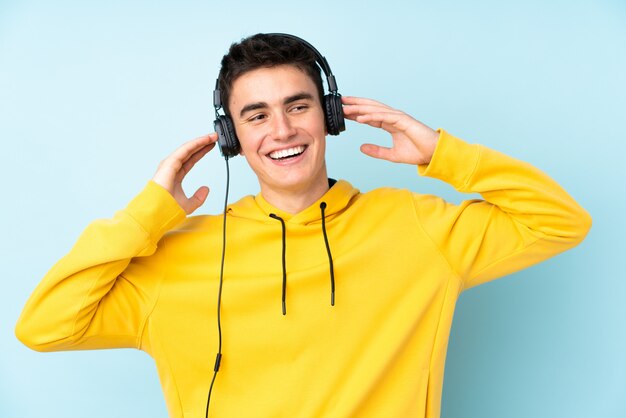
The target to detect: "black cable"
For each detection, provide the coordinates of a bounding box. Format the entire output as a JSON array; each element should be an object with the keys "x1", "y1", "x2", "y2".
[
  {"x1": 268, "y1": 213, "x2": 287, "y2": 315},
  {"x1": 319, "y1": 202, "x2": 335, "y2": 306},
  {"x1": 206, "y1": 156, "x2": 230, "y2": 418}
]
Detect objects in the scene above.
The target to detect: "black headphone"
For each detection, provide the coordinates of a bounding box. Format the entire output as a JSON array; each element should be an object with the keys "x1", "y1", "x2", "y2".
[{"x1": 212, "y1": 33, "x2": 346, "y2": 159}]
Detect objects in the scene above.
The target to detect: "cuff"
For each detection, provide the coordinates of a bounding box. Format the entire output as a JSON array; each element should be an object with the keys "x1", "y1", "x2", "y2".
[
  {"x1": 123, "y1": 181, "x2": 187, "y2": 244},
  {"x1": 417, "y1": 128, "x2": 482, "y2": 192}
]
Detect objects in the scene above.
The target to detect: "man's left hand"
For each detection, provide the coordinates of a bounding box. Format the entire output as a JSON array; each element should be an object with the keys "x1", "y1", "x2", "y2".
[{"x1": 342, "y1": 96, "x2": 439, "y2": 166}]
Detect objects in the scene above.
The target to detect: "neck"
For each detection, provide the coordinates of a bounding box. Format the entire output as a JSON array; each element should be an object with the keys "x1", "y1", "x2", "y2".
[{"x1": 260, "y1": 179, "x2": 330, "y2": 214}]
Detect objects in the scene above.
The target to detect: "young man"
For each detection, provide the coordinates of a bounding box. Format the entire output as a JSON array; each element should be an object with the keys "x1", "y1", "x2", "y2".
[{"x1": 16, "y1": 34, "x2": 591, "y2": 418}]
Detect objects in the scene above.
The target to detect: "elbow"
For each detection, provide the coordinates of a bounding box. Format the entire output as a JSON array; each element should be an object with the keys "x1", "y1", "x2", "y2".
[
  {"x1": 540, "y1": 203, "x2": 592, "y2": 250},
  {"x1": 562, "y1": 205, "x2": 592, "y2": 248},
  {"x1": 15, "y1": 315, "x2": 63, "y2": 353},
  {"x1": 579, "y1": 209, "x2": 593, "y2": 240},
  {"x1": 15, "y1": 318, "x2": 44, "y2": 352}
]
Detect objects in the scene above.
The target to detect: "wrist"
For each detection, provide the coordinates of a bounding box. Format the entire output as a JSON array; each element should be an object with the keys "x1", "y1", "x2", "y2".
[{"x1": 419, "y1": 128, "x2": 440, "y2": 165}]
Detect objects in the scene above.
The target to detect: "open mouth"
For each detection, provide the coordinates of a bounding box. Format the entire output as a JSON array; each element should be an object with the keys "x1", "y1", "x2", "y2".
[{"x1": 268, "y1": 145, "x2": 307, "y2": 161}]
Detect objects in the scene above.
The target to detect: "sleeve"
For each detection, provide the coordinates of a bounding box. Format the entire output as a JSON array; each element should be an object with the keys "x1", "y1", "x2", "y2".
[
  {"x1": 414, "y1": 129, "x2": 592, "y2": 290},
  {"x1": 15, "y1": 181, "x2": 187, "y2": 351}
]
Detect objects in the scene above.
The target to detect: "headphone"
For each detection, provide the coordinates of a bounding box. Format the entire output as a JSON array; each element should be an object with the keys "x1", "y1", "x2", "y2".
[{"x1": 212, "y1": 33, "x2": 346, "y2": 159}]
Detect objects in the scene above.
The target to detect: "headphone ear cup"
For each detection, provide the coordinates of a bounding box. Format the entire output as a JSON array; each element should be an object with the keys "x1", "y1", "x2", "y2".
[
  {"x1": 324, "y1": 94, "x2": 345, "y2": 136},
  {"x1": 214, "y1": 115, "x2": 240, "y2": 158}
]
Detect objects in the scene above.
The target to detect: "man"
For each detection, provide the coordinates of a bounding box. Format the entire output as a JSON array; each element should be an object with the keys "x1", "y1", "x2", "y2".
[{"x1": 16, "y1": 33, "x2": 591, "y2": 418}]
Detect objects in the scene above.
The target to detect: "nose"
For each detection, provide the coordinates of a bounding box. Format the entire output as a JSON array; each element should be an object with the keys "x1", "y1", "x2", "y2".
[{"x1": 271, "y1": 112, "x2": 297, "y2": 141}]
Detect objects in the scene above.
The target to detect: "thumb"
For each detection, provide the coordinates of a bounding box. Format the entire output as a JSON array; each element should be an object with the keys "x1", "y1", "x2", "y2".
[
  {"x1": 185, "y1": 186, "x2": 210, "y2": 214},
  {"x1": 360, "y1": 143, "x2": 395, "y2": 162}
]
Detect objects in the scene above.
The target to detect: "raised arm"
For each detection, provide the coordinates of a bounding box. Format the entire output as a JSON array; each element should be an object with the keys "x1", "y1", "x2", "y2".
[
  {"x1": 15, "y1": 134, "x2": 217, "y2": 351},
  {"x1": 343, "y1": 96, "x2": 591, "y2": 289}
]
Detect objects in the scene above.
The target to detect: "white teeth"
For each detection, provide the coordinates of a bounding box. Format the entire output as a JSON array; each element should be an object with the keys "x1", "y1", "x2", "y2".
[{"x1": 269, "y1": 145, "x2": 305, "y2": 160}]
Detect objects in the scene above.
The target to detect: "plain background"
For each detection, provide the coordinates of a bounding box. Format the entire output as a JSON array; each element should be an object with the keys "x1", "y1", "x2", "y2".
[{"x1": 1, "y1": 1, "x2": 624, "y2": 417}]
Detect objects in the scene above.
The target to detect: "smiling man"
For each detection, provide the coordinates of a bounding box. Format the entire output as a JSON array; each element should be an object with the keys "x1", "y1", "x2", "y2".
[
  {"x1": 16, "y1": 34, "x2": 591, "y2": 418},
  {"x1": 230, "y1": 65, "x2": 331, "y2": 212}
]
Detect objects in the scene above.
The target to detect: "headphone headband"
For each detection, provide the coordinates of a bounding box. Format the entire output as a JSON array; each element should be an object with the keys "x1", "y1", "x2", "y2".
[
  {"x1": 213, "y1": 33, "x2": 339, "y2": 110},
  {"x1": 265, "y1": 33, "x2": 339, "y2": 93}
]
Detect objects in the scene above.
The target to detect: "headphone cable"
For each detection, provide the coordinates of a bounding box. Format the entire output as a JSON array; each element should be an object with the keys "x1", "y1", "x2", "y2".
[{"x1": 206, "y1": 156, "x2": 230, "y2": 418}]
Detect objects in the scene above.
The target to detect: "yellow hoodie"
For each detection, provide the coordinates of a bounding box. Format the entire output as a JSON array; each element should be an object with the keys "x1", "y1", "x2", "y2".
[{"x1": 16, "y1": 130, "x2": 591, "y2": 418}]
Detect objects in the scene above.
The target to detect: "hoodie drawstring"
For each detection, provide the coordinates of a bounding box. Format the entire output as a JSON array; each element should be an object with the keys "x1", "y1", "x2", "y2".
[
  {"x1": 269, "y1": 204, "x2": 336, "y2": 316},
  {"x1": 319, "y1": 202, "x2": 335, "y2": 306},
  {"x1": 269, "y1": 213, "x2": 287, "y2": 315}
]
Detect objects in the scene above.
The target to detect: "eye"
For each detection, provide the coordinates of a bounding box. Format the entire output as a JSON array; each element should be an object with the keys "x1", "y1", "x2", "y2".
[
  {"x1": 290, "y1": 104, "x2": 309, "y2": 113},
  {"x1": 247, "y1": 113, "x2": 267, "y2": 124}
]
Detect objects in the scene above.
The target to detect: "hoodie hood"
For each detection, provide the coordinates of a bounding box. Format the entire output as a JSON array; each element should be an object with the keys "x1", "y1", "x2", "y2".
[
  {"x1": 227, "y1": 179, "x2": 360, "y2": 225},
  {"x1": 225, "y1": 179, "x2": 360, "y2": 315}
]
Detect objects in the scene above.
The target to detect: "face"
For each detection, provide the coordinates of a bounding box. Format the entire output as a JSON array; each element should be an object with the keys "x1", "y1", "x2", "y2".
[{"x1": 228, "y1": 65, "x2": 328, "y2": 201}]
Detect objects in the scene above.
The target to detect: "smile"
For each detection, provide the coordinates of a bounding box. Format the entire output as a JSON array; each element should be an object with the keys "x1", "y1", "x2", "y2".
[{"x1": 268, "y1": 145, "x2": 307, "y2": 160}]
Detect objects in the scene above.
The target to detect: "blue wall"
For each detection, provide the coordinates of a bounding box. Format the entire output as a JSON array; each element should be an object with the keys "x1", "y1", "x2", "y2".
[{"x1": 1, "y1": 1, "x2": 624, "y2": 417}]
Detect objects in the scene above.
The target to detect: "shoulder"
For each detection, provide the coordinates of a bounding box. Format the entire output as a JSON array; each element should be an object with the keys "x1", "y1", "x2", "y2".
[
  {"x1": 353, "y1": 186, "x2": 458, "y2": 220},
  {"x1": 348, "y1": 186, "x2": 420, "y2": 218},
  {"x1": 358, "y1": 186, "x2": 414, "y2": 203}
]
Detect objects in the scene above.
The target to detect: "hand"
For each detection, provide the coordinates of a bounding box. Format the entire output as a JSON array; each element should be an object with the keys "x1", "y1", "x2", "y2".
[
  {"x1": 342, "y1": 96, "x2": 439, "y2": 165},
  {"x1": 151, "y1": 133, "x2": 218, "y2": 214}
]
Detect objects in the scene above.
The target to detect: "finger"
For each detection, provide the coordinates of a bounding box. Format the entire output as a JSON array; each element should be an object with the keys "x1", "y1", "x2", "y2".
[
  {"x1": 342, "y1": 96, "x2": 394, "y2": 109},
  {"x1": 343, "y1": 103, "x2": 400, "y2": 115},
  {"x1": 168, "y1": 133, "x2": 218, "y2": 167},
  {"x1": 158, "y1": 134, "x2": 216, "y2": 178},
  {"x1": 183, "y1": 186, "x2": 210, "y2": 214},
  {"x1": 360, "y1": 143, "x2": 397, "y2": 162},
  {"x1": 152, "y1": 134, "x2": 217, "y2": 191},
  {"x1": 353, "y1": 112, "x2": 413, "y2": 133},
  {"x1": 343, "y1": 105, "x2": 403, "y2": 121},
  {"x1": 175, "y1": 143, "x2": 216, "y2": 182}
]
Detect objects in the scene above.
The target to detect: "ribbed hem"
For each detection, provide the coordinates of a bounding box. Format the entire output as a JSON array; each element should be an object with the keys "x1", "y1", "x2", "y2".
[
  {"x1": 418, "y1": 129, "x2": 481, "y2": 191},
  {"x1": 124, "y1": 181, "x2": 187, "y2": 244}
]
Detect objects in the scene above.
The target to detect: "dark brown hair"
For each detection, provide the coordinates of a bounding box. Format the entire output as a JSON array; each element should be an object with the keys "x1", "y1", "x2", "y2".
[{"x1": 217, "y1": 33, "x2": 325, "y2": 115}]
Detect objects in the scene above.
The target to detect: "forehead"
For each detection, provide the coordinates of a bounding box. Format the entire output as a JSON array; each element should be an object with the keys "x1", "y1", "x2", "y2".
[{"x1": 229, "y1": 65, "x2": 319, "y2": 111}]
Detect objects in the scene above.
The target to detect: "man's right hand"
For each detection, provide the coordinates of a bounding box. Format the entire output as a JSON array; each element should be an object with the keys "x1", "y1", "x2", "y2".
[{"x1": 151, "y1": 133, "x2": 218, "y2": 215}]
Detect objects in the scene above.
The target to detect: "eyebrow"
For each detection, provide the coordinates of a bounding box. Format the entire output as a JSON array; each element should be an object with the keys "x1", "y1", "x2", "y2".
[{"x1": 238, "y1": 92, "x2": 315, "y2": 118}]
